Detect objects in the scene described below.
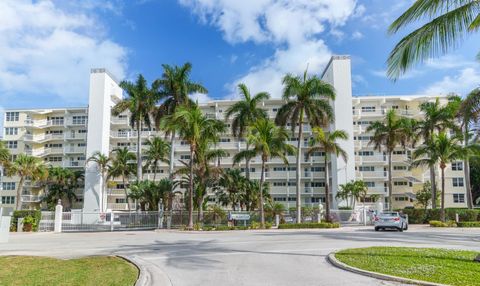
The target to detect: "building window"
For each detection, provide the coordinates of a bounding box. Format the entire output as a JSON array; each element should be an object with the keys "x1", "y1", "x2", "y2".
[
  {"x1": 273, "y1": 197, "x2": 286, "y2": 202},
  {"x1": 357, "y1": 135, "x2": 373, "y2": 141},
  {"x1": 358, "y1": 151, "x2": 374, "y2": 156},
  {"x1": 5, "y1": 112, "x2": 19, "y2": 122},
  {"x1": 287, "y1": 197, "x2": 297, "y2": 201},
  {"x1": 311, "y1": 166, "x2": 325, "y2": 172},
  {"x1": 1, "y1": 196, "x2": 15, "y2": 204},
  {"x1": 2, "y1": 182, "x2": 15, "y2": 190},
  {"x1": 394, "y1": 196, "x2": 408, "y2": 202},
  {"x1": 273, "y1": 167, "x2": 286, "y2": 172},
  {"x1": 365, "y1": 182, "x2": 375, "y2": 187},
  {"x1": 48, "y1": 157, "x2": 62, "y2": 162},
  {"x1": 6, "y1": 141, "x2": 17, "y2": 149},
  {"x1": 359, "y1": 166, "x2": 375, "y2": 172},
  {"x1": 393, "y1": 150, "x2": 406, "y2": 155},
  {"x1": 310, "y1": 182, "x2": 325, "y2": 187},
  {"x1": 78, "y1": 143, "x2": 86, "y2": 147},
  {"x1": 357, "y1": 121, "x2": 372, "y2": 125},
  {"x1": 180, "y1": 155, "x2": 191, "y2": 160},
  {"x1": 72, "y1": 116, "x2": 87, "y2": 125},
  {"x1": 49, "y1": 116, "x2": 64, "y2": 125},
  {"x1": 452, "y1": 162, "x2": 463, "y2": 171},
  {"x1": 393, "y1": 165, "x2": 408, "y2": 170},
  {"x1": 361, "y1": 106, "x2": 376, "y2": 112},
  {"x1": 5, "y1": 128, "x2": 18, "y2": 136},
  {"x1": 115, "y1": 198, "x2": 126, "y2": 203},
  {"x1": 453, "y1": 193, "x2": 465, "y2": 203},
  {"x1": 273, "y1": 182, "x2": 287, "y2": 187},
  {"x1": 78, "y1": 129, "x2": 87, "y2": 133},
  {"x1": 452, "y1": 178, "x2": 464, "y2": 187},
  {"x1": 219, "y1": 138, "x2": 231, "y2": 143},
  {"x1": 394, "y1": 181, "x2": 408, "y2": 186}
]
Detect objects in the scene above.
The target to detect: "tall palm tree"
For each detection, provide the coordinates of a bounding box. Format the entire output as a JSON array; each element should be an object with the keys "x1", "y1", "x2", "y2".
[
  {"x1": 165, "y1": 103, "x2": 225, "y2": 229},
  {"x1": 217, "y1": 169, "x2": 246, "y2": 211},
  {"x1": 388, "y1": 0, "x2": 480, "y2": 79},
  {"x1": 43, "y1": 167, "x2": 81, "y2": 210},
  {"x1": 459, "y1": 88, "x2": 480, "y2": 208},
  {"x1": 367, "y1": 109, "x2": 413, "y2": 210},
  {"x1": 113, "y1": 74, "x2": 157, "y2": 180},
  {"x1": 413, "y1": 132, "x2": 479, "y2": 221},
  {"x1": 307, "y1": 128, "x2": 348, "y2": 222},
  {"x1": 415, "y1": 98, "x2": 457, "y2": 208},
  {"x1": 235, "y1": 119, "x2": 296, "y2": 227},
  {"x1": 108, "y1": 147, "x2": 136, "y2": 211},
  {"x1": 9, "y1": 154, "x2": 47, "y2": 210},
  {"x1": 225, "y1": 83, "x2": 270, "y2": 179},
  {"x1": 86, "y1": 152, "x2": 111, "y2": 212},
  {"x1": 0, "y1": 141, "x2": 11, "y2": 185},
  {"x1": 153, "y1": 62, "x2": 208, "y2": 181},
  {"x1": 275, "y1": 70, "x2": 335, "y2": 221},
  {"x1": 144, "y1": 137, "x2": 170, "y2": 181}
]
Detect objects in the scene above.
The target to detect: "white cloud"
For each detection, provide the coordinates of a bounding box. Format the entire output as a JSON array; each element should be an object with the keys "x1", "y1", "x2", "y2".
[
  {"x1": 352, "y1": 31, "x2": 363, "y2": 39},
  {"x1": 422, "y1": 68, "x2": 480, "y2": 95},
  {"x1": 179, "y1": 0, "x2": 361, "y2": 97},
  {"x1": 0, "y1": 0, "x2": 127, "y2": 104},
  {"x1": 189, "y1": 92, "x2": 213, "y2": 104}
]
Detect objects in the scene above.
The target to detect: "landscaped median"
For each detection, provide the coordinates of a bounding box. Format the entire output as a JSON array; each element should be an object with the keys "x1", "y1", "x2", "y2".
[
  {"x1": 278, "y1": 222, "x2": 340, "y2": 229},
  {"x1": 331, "y1": 247, "x2": 480, "y2": 286},
  {"x1": 0, "y1": 256, "x2": 139, "y2": 286},
  {"x1": 429, "y1": 220, "x2": 480, "y2": 228}
]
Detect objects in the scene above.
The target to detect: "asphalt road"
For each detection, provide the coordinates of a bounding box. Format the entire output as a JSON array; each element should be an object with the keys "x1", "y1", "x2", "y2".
[{"x1": 2, "y1": 225, "x2": 480, "y2": 286}]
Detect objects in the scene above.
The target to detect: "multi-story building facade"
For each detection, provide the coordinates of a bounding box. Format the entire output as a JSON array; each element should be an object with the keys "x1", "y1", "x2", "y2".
[{"x1": 1, "y1": 56, "x2": 468, "y2": 211}]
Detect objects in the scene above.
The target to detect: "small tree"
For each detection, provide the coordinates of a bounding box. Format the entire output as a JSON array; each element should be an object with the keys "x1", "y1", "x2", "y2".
[{"x1": 415, "y1": 181, "x2": 434, "y2": 211}]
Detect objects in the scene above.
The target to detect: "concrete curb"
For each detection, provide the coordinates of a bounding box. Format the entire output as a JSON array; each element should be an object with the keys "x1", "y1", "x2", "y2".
[
  {"x1": 117, "y1": 255, "x2": 172, "y2": 286},
  {"x1": 327, "y1": 252, "x2": 448, "y2": 286}
]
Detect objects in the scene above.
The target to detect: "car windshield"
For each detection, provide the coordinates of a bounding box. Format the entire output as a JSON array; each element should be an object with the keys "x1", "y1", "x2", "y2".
[{"x1": 380, "y1": 212, "x2": 398, "y2": 217}]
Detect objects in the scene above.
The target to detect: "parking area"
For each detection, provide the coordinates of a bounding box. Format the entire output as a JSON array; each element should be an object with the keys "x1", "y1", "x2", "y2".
[{"x1": 1, "y1": 225, "x2": 480, "y2": 285}]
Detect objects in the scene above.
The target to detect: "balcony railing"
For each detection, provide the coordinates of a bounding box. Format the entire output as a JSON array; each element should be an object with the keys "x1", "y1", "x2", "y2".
[{"x1": 21, "y1": 195, "x2": 44, "y2": 203}]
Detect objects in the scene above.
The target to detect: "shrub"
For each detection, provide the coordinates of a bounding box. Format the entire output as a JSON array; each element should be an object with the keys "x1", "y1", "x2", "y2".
[
  {"x1": 215, "y1": 225, "x2": 235, "y2": 231},
  {"x1": 265, "y1": 222, "x2": 272, "y2": 229},
  {"x1": 203, "y1": 226, "x2": 214, "y2": 231},
  {"x1": 10, "y1": 210, "x2": 41, "y2": 232},
  {"x1": 429, "y1": 220, "x2": 457, "y2": 227},
  {"x1": 402, "y1": 208, "x2": 480, "y2": 224},
  {"x1": 457, "y1": 221, "x2": 480, "y2": 228},
  {"x1": 250, "y1": 221, "x2": 261, "y2": 230},
  {"x1": 22, "y1": 216, "x2": 36, "y2": 232},
  {"x1": 278, "y1": 222, "x2": 340, "y2": 229},
  {"x1": 235, "y1": 226, "x2": 249, "y2": 230}
]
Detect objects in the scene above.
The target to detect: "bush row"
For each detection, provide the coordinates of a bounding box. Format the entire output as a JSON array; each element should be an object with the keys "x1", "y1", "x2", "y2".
[
  {"x1": 401, "y1": 208, "x2": 480, "y2": 224},
  {"x1": 457, "y1": 221, "x2": 480, "y2": 228},
  {"x1": 278, "y1": 222, "x2": 340, "y2": 229},
  {"x1": 10, "y1": 210, "x2": 41, "y2": 232},
  {"x1": 429, "y1": 220, "x2": 457, "y2": 227}
]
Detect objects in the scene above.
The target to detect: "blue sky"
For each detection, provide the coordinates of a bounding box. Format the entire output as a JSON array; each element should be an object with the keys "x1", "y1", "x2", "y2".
[{"x1": 1, "y1": 0, "x2": 480, "y2": 111}]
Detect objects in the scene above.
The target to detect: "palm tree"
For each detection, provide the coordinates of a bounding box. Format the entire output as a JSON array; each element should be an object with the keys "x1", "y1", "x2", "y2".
[
  {"x1": 86, "y1": 152, "x2": 111, "y2": 212},
  {"x1": 413, "y1": 132, "x2": 478, "y2": 221},
  {"x1": 307, "y1": 128, "x2": 348, "y2": 222},
  {"x1": 9, "y1": 154, "x2": 47, "y2": 210},
  {"x1": 144, "y1": 137, "x2": 170, "y2": 181},
  {"x1": 337, "y1": 180, "x2": 368, "y2": 210},
  {"x1": 387, "y1": 0, "x2": 480, "y2": 79},
  {"x1": 275, "y1": 70, "x2": 335, "y2": 221},
  {"x1": 367, "y1": 109, "x2": 413, "y2": 210},
  {"x1": 43, "y1": 167, "x2": 81, "y2": 210},
  {"x1": 225, "y1": 83, "x2": 270, "y2": 179},
  {"x1": 0, "y1": 141, "x2": 11, "y2": 185},
  {"x1": 217, "y1": 169, "x2": 246, "y2": 211},
  {"x1": 458, "y1": 88, "x2": 480, "y2": 208},
  {"x1": 165, "y1": 103, "x2": 225, "y2": 229},
  {"x1": 235, "y1": 119, "x2": 296, "y2": 227},
  {"x1": 153, "y1": 63, "x2": 208, "y2": 180},
  {"x1": 415, "y1": 98, "x2": 457, "y2": 208},
  {"x1": 108, "y1": 147, "x2": 136, "y2": 211},
  {"x1": 112, "y1": 74, "x2": 157, "y2": 180}
]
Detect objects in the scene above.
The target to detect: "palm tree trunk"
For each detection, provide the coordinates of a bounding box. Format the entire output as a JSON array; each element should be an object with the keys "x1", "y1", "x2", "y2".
[
  {"x1": 388, "y1": 151, "x2": 393, "y2": 211},
  {"x1": 187, "y1": 146, "x2": 194, "y2": 229},
  {"x1": 169, "y1": 131, "x2": 176, "y2": 179},
  {"x1": 123, "y1": 176, "x2": 130, "y2": 211},
  {"x1": 259, "y1": 158, "x2": 266, "y2": 228},
  {"x1": 136, "y1": 121, "x2": 143, "y2": 180},
  {"x1": 102, "y1": 171, "x2": 106, "y2": 212},
  {"x1": 440, "y1": 166, "x2": 446, "y2": 222},
  {"x1": 430, "y1": 167, "x2": 437, "y2": 209},
  {"x1": 464, "y1": 126, "x2": 473, "y2": 209},
  {"x1": 296, "y1": 113, "x2": 304, "y2": 222},
  {"x1": 153, "y1": 161, "x2": 157, "y2": 182},
  {"x1": 245, "y1": 142, "x2": 251, "y2": 180},
  {"x1": 324, "y1": 155, "x2": 330, "y2": 222},
  {"x1": 16, "y1": 176, "x2": 25, "y2": 210}
]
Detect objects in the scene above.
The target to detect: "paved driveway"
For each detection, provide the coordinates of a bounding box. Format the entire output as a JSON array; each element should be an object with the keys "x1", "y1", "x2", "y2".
[{"x1": 1, "y1": 225, "x2": 480, "y2": 285}]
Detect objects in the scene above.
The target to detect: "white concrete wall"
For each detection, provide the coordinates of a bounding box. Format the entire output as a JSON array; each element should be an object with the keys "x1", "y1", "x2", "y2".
[
  {"x1": 83, "y1": 69, "x2": 122, "y2": 212},
  {"x1": 321, "y1": 56, "x2": 356, "y2": 208}
]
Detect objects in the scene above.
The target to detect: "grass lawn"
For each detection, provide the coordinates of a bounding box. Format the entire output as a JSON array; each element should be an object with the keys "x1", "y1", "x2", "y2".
[
  {"x1": 0, "y1": 256, "x2": 138, "y2": 286},
  {"x1": 335, "y1": 247, "x2": 480, "y2": 286}
]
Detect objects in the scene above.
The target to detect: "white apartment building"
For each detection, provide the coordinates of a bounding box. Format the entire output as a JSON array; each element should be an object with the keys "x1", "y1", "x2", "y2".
[{"x1": 1, "y1": 56, "x2": 468, "y2": 211}]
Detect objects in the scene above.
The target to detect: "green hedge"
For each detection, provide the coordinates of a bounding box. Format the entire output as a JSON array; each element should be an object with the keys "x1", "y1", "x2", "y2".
[
  {"x1": 429, "y1": 220, "x2": 457, "y2": 227},
  {"x1": 10, "y1": 210, "x2": 41, "y2": 232},
  {"x1": 457, "y1": 221, "x2": 480, "y2": 228},
  {"x1": 278, "y1": 222, "x2": 340, "y2": 229},
  {"x1": 401, "y1": 208, "x2": 480, "y2": 224}
]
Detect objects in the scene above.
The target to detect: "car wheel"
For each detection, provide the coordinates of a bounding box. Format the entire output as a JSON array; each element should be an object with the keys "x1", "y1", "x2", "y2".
[
  {"x1": 404, "y1": 224, "x2": 408, "y2": 231},
  {"x1": 398, "y1": 226, "x2": 403, "y2": 232},
  {"x1": 375, "y1": 227, "x2": 379, "y2": 231}
]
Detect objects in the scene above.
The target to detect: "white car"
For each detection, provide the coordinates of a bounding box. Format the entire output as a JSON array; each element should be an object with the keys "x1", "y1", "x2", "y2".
[{"x1": 374, "y1": 212, "x2": 408, "y2": 232}]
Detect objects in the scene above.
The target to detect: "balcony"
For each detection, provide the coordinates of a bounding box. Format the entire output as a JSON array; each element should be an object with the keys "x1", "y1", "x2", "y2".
[
  {"x1": 356, "y1": 155, "x2": 386, "y2": 163},
  {"x1": 65, "y1": 119, "x2": 88, "y2": 126},
  {"x1": 63, "y1": 160, "x2": 85, "y2": 168},
  {"x1": 65, "y1": 133, "x2": 87, "y2": 140},
  {"x1": 64, "y1": 146, "x2": 86, "y2": 154},
  {"x1": 24, "y1": 119, "x2": 64, "y2": 129},
  {"x1": 106, "y1": 203, "x2": 136, "y2": 211},
  {"x1": 357, "y1": 171, "x2": 387, "y2": 179},
  {"x1": 23, "y1": 133, "x2": 64, "y2": 143},
  {"x1": 111, "y1": 117, "x2": 129, "y2": 125},
  {"x1": 21, "y1": 195, "x2": 44, "y2": 203}
]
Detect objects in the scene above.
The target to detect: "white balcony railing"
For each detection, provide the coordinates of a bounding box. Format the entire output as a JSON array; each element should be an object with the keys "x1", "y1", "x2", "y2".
[{"x1": 21, "y1": 195, "x2": 43, "y2": 203}]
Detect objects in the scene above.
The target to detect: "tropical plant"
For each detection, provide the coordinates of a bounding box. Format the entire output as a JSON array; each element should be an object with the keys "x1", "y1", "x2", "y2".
[
  {"x1": 225, "y1": 83, "x2": 270, "y2": 179},
  {"x1": 387, "y1": 0, "x2": 480, "y2": 79},
  {"x1": 413, "y1": 132, "x2": 479, "y2": 221},
  {"x1": 153, "y1": 62, "x2": 208, "y2": 180},
  {"x1": 275, "y1": 69, "x2": 335, "y2": 221},
  {"x1": 108, "y1": 147, "x2": 136, "y2": 211},
  {"x1": 0, "y1": 141, "x2": 10, "y2": 175},
  {"x1": 337, "y1": 180, "x2": 368, "y2": 209},
  {"x1": 307, "y1": 127, "x2": 348, "y2": 222},
  {"x1": 9, "y1": 154, "x2": 48, "y2": 210},
  {"x1": 144, "y1": 137, "x2": 170, "y2": 181},
  {"x1": 42, "y1": 167, "x2": 83, "y2": 210},
  {"x1": 415, "y1": 98, "x2": 458, "y2": 208},
  {"x1": 235, "y1": 119, "x2": 296, "y2": 227},
  {"x1": 367, "y1": 109, "x2": 413, "y2": 210},
  {"x1": 128, "y1": 179, "x2": 173, "y2": 211},
  {"x1": 164, "y1": 103, "x2": 225, "y2": 229},
  {"x1": 244, "y1": 179, "x2": 271, "y2": 212},
  {"x1": 216, "y1": 169, "x2": 246, "y2": 211},
  {"x1": 112, "y1": 74, "x2": 157, "y2": 180},
  {"x1": 415, "y1": 181, "x2": 437, "y2": 211},
  {"x1": 86, "y1": 152, "x2": 111, "y2": 212}
]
